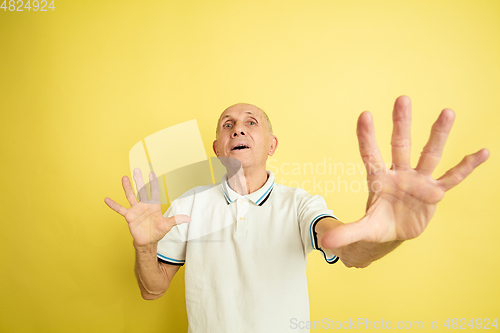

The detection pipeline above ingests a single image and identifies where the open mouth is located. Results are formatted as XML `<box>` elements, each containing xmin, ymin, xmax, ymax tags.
<box><xmin>231</xmin><ymin>144</ymin><xmax>250</xmax><ymax>151</ymax></box>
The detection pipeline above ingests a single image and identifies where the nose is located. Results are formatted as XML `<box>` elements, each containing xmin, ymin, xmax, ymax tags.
<box><xmin>232</xmin><ymin>123</ymin><xmax>246</xmax><ymax>137</ymax></box>
<box><xmin>232</xmin><ymin>131</ymin><xmax>245</xmax><ymax>137</ymax></box>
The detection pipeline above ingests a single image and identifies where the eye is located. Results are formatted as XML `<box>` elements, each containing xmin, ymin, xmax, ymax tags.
<box><xmin>249</xmin><ymin>121</ymin><xmax>256</xmax><ymax>125</ymax></box>
<box><xmin>223</xmin><ymin>123</ymin><xmax>232</xmax><ymax>128</ymax></box>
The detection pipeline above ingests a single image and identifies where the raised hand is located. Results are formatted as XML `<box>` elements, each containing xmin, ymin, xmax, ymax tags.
<box><xmin>104</xmin><ymin>168</ymin><xmax>190</xmax><ymax>247</ymax></box>
<box><xmin>322</xmin><ymin>96</ymin><xmax>489</xmax><ymax>249</ymax></box>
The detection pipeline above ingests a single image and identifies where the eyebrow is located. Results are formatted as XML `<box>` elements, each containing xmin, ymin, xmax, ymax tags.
<box><xmin>221</xmin><ymin>111</ymin><xmax>255</xmax><ymax>120</ymax></box>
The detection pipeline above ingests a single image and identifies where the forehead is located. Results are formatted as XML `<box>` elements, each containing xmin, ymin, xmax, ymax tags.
<box><xmin>218</xmin><ymin>104</ymin><xmax>264</xmax><ymax>124</ymax></box>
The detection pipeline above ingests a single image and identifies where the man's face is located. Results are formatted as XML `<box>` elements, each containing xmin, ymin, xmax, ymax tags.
<box><xmin>213</xmin><ymin>104</ymin><xmax>278</xmax><ymax>171</ymax></box>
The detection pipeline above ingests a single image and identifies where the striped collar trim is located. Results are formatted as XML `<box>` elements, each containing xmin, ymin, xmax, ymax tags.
<box><xmin>221</xmin><ymin>171</ymin><xmax>275</xmax><ymax>206</ymax></box>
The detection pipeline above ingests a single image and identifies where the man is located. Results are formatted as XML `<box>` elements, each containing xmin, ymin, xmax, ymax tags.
<box><xmin>104</xmin><ymin>96</ymin><xmax>489</xmax><ymax>332</ymax></box>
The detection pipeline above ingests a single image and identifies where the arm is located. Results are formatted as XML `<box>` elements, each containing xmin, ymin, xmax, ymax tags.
<box><xmin>134</xmin><ymin>244</ymin><xmax>181</xmax><ymax>300</ymax></box>
<box><xmin>315</xmin><ymin>217</ymin><xmax>402</xmax><ymax>268</ymax></box>
<box><xmin>105</xmin><ymin>169</ymin><xmax>190</xmax><ymax>299</ymax></box>
<box><xmin>319</xmin><ymin>96</ymin><xmax>488</xmax><ymax>267</ymax></box>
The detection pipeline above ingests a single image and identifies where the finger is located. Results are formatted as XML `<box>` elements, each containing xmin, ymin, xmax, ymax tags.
<box><xmin>321</xmin><ymin>220</ymin><xmax>369</xmax><ymax>249</ymax></box>
<box><xmin>122</xmin><ymin>176</ymin><xmax>138</xmax><ymax>206</ymax></box>
<box><xmin>415</xmin><ymin>109</ymin><xmax>455</xmax><ymax>175</ymax></box>
<box><xmin>391</xmin><ymin>96</ymin><xmax>412</xmax><ymax>170</ymax></box>
<box><xmin>169</xmin><ymin>214</ymin><xmax>191</xmax><ymax>225</ymax></box>
<box><xmin>133</xmin><ymin>168</ymin><xmax>148</xmax><ymax>202</ymax></box>
<box><xmin>104</xmin><ymin>197</ymin><xmax>128</xmax><ymax>216</ymax></box>
<box><xmin>437</xmin><ymin>149</ymin><xmax>489</xmax><ymax>191</ymax></box>
<box><xmin>149</xmin><ymin>172</ymin><xmax>160</xmax><ymax>203</ymax></box>
<box><xmin>164</xmin><ymin>214</ymin><xmax>191</xmax><ymax>233</ymax></box>
<box><xmin>357</xmin><ymin>111</ymin><xmax>386</xmax><ymax>175</ymax></box>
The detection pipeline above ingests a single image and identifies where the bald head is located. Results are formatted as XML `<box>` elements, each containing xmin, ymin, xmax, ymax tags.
<box><xmin>212</xmin><ymin>102</ymin><xmax>279</xmax><ymax>172</ymax></box>
<box><xmin>215</xmin><ymin>103</ymin><xmax>273</xmax><ymax>138</ymax></box>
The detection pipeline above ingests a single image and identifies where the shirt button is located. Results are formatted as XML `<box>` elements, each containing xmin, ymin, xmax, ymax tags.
<box><xmin>239</xmin><ymin>216</ymin><xmax>245</xmax><ymax>221</ymax></box>
<box><xmin>238</xmin><ymin>198</ymin><xmax>244</xmax><ymax>204</ymax></box>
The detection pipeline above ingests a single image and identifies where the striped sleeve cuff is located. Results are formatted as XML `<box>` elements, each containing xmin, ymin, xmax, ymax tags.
<box><xmin>157</xmin><ymin>253</ymin><xmax>185</xmax><ymax>266</ymax></box>
<box><xmin>310</xmin><ymin>214</ymin><xmax>340</xmax><ymax>265</ymax></box>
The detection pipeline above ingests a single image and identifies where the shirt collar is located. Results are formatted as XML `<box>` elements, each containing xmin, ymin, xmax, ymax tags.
<box><xmin>221</xmin><ymin>171</ymin><xmax>275</xmax><ymax>206</ymax></box>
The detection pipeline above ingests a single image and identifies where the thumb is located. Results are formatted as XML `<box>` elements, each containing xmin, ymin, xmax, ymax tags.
<box><xmin>321</xmin><ymin>221</ymin><xmax>368</xmax><ymax>249</ymax></box>
<box><xmin>167</xmin><ymin>214</ymin><xmax>191</xmax><ymax>226</ymax></box>
<box><xmin>162</xmin><ymin>214</ymin><xmax>191</xmax><ymax>235</ymax></box>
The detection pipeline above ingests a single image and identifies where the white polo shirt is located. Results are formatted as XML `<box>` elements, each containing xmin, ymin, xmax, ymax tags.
<box><xmin>157</xmin><ymin>171</ymin><xmax>338</xmax><ymax>333</ymax></box>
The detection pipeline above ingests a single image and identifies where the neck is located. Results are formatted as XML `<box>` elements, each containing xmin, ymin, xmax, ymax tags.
<box><xmin>226</xmin><ymin>167</ymin><xmax>268</xmax><ymax>195</ymax></box>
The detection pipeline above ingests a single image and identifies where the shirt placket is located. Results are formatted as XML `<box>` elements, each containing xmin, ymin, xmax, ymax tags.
<box><xmin>234</xmin><ymin>196</ymin><xmax>249</xmax><ymax>237</ymax></box>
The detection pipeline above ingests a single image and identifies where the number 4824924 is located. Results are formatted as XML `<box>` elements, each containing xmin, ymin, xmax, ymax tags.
<box><xmin>443</xmin><ymin>318</ymin><xmax>498</xmax><ymax>330</ymax></box>
<box><xmin>1</xmin><ymin>0</ymin><xmax>55</xmax><ymax>11</ymax></box>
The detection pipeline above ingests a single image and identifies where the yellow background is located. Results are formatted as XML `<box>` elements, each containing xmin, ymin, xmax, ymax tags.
<box><xmin>1</xmin><ymin>0</ymin><xmax>499</xmax><ymax>331</ymax></box>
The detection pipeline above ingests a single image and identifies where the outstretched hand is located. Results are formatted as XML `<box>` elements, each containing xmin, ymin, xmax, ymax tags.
<box><xmin>104</xmin><ymin>169</ymin><xmax>190</xmax><ymax>247</ymax></box>
<box><xmin>322</xmin><ymin>96</ymin><xmax>489</xmax><ymax>249</ymax></box>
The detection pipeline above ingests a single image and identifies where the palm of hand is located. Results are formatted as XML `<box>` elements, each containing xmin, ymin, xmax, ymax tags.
<box><xmin>324</xmin><ymin>96</ymin><xmax>488</xmax><ymax>248</ymax></box>
<box><xmin>125</xmin><ymin>201</ymin><xmax>165</xmax><ymax>246</ymax></box>
<box><xmin>364</xmin><ymin>168</ymin><xmax>444</xmax><ymax>243</ymax></box>
<box><xmin>105</xmin><ymin>169</ymin><xmax>190</xmax><ymax>247</ymax></box>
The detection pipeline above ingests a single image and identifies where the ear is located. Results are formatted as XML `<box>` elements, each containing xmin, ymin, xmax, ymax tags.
<box><xmin>268</xmin><ymin>135</ymin><xmax>278</xmax><ymax>156</ymax></box>
<box><xmin>212</xmin><ymin>140</ymin><xmax>219</xmax><ymax>157</ymax></box>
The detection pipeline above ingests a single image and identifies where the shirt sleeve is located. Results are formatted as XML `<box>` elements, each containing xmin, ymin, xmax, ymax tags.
<box><xmin>156</xmin><ymin>199</ymin><xmax>189</xmax><ymax>266</ymax></box>
<box><xmin>296</xmin><ymin>189</ymin><xmax>339</xmax><ymax>264</ymax></box>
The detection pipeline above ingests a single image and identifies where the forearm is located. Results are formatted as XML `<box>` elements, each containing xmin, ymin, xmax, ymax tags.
<box><xmin>330</xmin><ymin>238</ymin><xmax>403</xmax><ymax>268</ymax></box>
<box><xmin>316</xmin><ymin>217</ymin><xmax>402</xmax><ymax>268</ymax></box>
<box><xmin>134</xmin><ymin>243</ymin><xmax>170</xmax><ymax>299</ymax></box>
